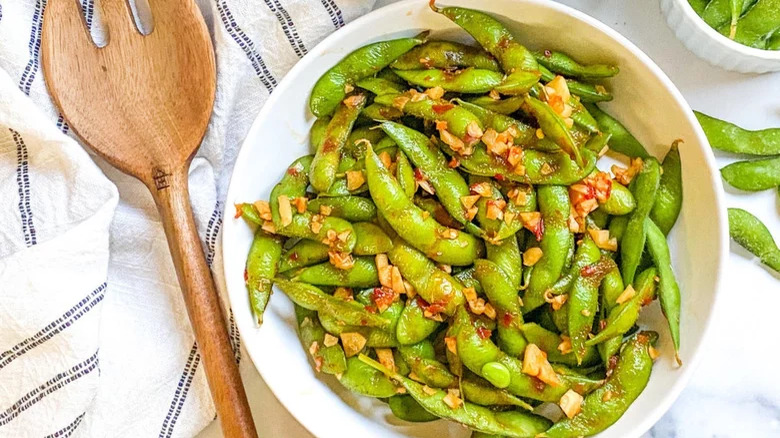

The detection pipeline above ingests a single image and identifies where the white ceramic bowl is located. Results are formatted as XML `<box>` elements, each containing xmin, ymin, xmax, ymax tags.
<box><xmin>660</xmin><ymin>0</ymin><xmax>780</xmax><ymax>73</ymax></box>
<box><xmin>222</xmin><ymin>1</ymin><xmax>728</xmax><ymax>436</ymax></box>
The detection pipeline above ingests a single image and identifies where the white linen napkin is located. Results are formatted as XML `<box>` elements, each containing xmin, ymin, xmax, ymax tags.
<box><xmin>0</xmin><ymin>0</ymin><xmax>375</xmax><ymax>436</ymax></box>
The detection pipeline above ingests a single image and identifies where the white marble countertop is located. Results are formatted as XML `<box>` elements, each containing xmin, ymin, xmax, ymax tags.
<box><xmin>200</xmin><ymin>0</ymin><xmax>780</xmax><ymax>436</ymax></box>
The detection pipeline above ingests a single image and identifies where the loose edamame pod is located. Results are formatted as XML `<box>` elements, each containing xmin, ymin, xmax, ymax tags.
<box><xmin>355</xmin><ymin>77</ymin><xmax>407</xmax><ymax>96</ymax></box>
<box><xmin>396</xmin><ymin>150</ymin><xmax>417</xmax><ymax>199</ymax></box>
<box><xmin>455</xmin><ymin>99</ymin><xmax>536</xmax><ymax>145</ymax></box>
<box><xmin>310</xmin><ymin>94</ymin><xmax>366</xmax><ymax>192</ymax></box>
<box><xmin>310</xmin><ymin>35</ymin><xmax>426</xmax><ymax>117</ymax></box>
<box><xmin>246</xmin><ymin>231</ymin><xmax>283</xmax><ymax>324</ymax></box>
<box><xmin>584</xmin><ymin>103</ymin><xmax>650</xmax><ymax>159</ymax></box>
<box><xmin>543</xmin><ymin>332</ymin><xmax>655</xmax><ymax>437</ymax></box>
<box><xmin>720</xmin><ymin>156</ymin><xmax>780</xmax><ymax>191</ymax></box>
<box><xmin>650</xmin><ymin>142</ymin><xmax>683</xmax><ymax>234</ymax></box>
<box><xmin>645</xmin><ymin>219</ymin><xmax>682</xmax><ymax>362</ymax></box>
<box><xmin>534</xmin><ymin>50</ymin><xmax>619</xmax><ymax>80</ymax></box>
<box><xmin>391</xmin><ymin>40</ymin><xmax>501</xmax><ymax>71</ymax></box>
<box><xmin>523</xmin><ymin>186</ymin><xmax>573</xmax><ymax>312</ymax></box>
<box><xmin>598</xmin><ymin>267</ymin><xmax>625</xmax><ymax>364</ymax></box>
<box><xmin>366</xmin><ymin>145</ymin><xmax>484</xmax><ymax>265</ymax></box>
<box><xmin>309</xmin><ymin>117</ymin><xmax>330</xmax><ymax>154</ymax></box>
<box><xmin>374</xmin><ymin>94</ymin><xmax>484</xmax><ymax>143</ymax></box>
<box><xmin>728</xmin><ymin>208</ymin><xmax>780</xmax><ymax>273</ymax></box>
<box><xmin>295</xmin><ymin>305</ymin><xmax>347</xmax><ymax>375</ymax></box>
<box><xmin>694</xmin><ymin>111</ymin><xmax>780</xmax><ymax>155</ymax></box>
<box><xmin>621</xmin><ymin>158</ymin><xmax>661</xmax><ymax>285</ymax></box>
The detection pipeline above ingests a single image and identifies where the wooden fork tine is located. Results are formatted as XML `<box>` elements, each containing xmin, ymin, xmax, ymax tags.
<box><xmin>41</xmin><ymin>0</ymin><xmax>96</xmax><ymax>51</ymax></box>
<box><xmin>99</xmin><ymin>0</ymin><xmax>140</xmax><ymax>38</ymax></box>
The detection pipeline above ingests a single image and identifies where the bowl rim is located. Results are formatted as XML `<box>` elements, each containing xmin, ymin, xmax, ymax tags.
<box><xmin>222</xmin><ymin>0</ymin><xmax>729</xmax><ymax>436</ymax></box>
<box><xmin>668</xmin><ymin>0</ymin><xmax>780</xmax><ymax>61</ymax></box>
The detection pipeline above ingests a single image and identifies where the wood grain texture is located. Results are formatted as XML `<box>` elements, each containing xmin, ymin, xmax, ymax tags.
<box><xmin>41</xmin><ymin>1</ymin><xmax>258</xmax><ymax>436</ymax></box>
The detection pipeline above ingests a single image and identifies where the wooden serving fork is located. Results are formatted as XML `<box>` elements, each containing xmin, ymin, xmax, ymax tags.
<box><xmin>41</xmin><ymin>1</ymin><xmax>257</xmax><ymax>436</ymax></box>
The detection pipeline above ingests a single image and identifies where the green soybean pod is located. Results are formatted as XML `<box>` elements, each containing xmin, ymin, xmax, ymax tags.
<box><xmin>310</xmin><ymin>94</ymin><xmax>366</xmax><ymax>193</ymax></box>
<box><xmin>393</xmin><ymin>68</ymin><xmax>505</xmax><ymax>94</ymax></box>
<box><xmin>353</xmin><ymin>222</ymin><xmax>393</xmax><ymax>256</ymax></box>
<box><xmin>340</xmin><ymin>356</ymin><xmax>398</xmax><ymax>398</ymax></box>
<box><xmin>584</xmin><ymin>103</ymin><xmax>650</xmax><ymax>159</ymax></box>
<box><xmin>601</xmin><ymin>181</ymin><xmax>636</xmax><ymax>216</ymax></box>
<box><xmin>533</xmin><ymin>50</ymin><xmax>619</xmax><ymax>80</ymax></box>
<box><xmin>694</xmin><ymin>111</ymin><xmax>780</xmax><ymax>155</ymax></box>
<box><xmin>309</xmin><ymin>117</ymin><xmax>330</xmax><ymax>154</ymax></box>
<box><xmin>361</xmin><ymin>103</ymin><xmax>403</xmax><ymax>121</ymax></box>
<box><xmin>456</xmin><ymin>99</ymin><xmax>536</xmax><ymax>146</ymax></box>
<box><xmin>307</xmin><ymin>196</ymin><xmax>377</xmax><ymax>222</ymax></box>
<box><xmin>523</xmin><ymin>185</ymin><xmax>573</xmax><ymax>312</ymax></box>
<box><xmin>645</xmin><ymin>219</ymin><xmax>682</xmax><ymax>362</ymax></box>
<box><xmin>650</xmin><ymin>142</ymin><xmax>683</xmax><ymax>234</ymax></box>
<box><xmin>293</xmin><ymin>256</ymin><xmax>379</xmax><ymax>288</ymax></box>
<box><xmin>475</xmin><ymin>259</ymin><xmax>527</xmax><ymax>357</ymax></box>
<box><xmin>520</xmin><ymin>323</ymin><xmax>600</xmax><ymax>367</ymax></box>
<box><xmin>355</xmin><ymin>77</ymin><xmax>407</xmax><ymax>96</ymax></box>
<box><xmin>391</xmin><ymin>40</ymin><xmax>501</xmax><ymax>71</ymax></box>
<box><xmin>566</xmin><ymin>237</ymin><xmax>603</xmax><ymax>363</ymax></box>
<box><xmin>388</xmin><ymin>395</ymin><xmax>439</xmax><ymax>422</ymax></box>
<box><xmin>621</xmin><ymin>158</ymin><xmax>661</xmax><ymax>285</ymax></box>
<box><xmin>454</xmin><ymin>267</ymin><xmax>484</xmax><ymax>294</ymax></box>
<box><xmin>246</xmin><ymin>231</ymin><xmax>283</xmax><ymax>325</ymax></box>
<box><xmin>310</xmin><ymin>35</ymin><xmax>426</xmax><ymax>117</ymax></box>
<box><xmin>598</xmin><ymin>266</ymin><xmax>625</xmax><ymax>364</ymax></box>
<box><xmin>396</xmin><ymin>297</ymin><xmax>441</xmax><ymax>345</ymax></box>
<box><xmin>278</xmin><ymin>240</ymin><xmax>330</xmax><ymax>273</ymax></box>
<box><xmin>538</xmin><ymin>65</ymin><xmax>613</xmax><ymax>103</ymax></box>
<box><xmin>396</xmin><ymin>150</ymin><xmax>417</xmax><ymax>199</ymax></box>
<box><xmin>720</xmin><ymin>156</ymin><xmax>780</xmax><ymax>192</ymax></box>
<box><xmin>608</xmin><ymin>215</ymin><xmax>628</xmax><ymax>244</ymax></box>
<box><xmin>522</xmin><ymin>95</ymin><xmax>582</xmax><ymax>166</ymax></box>
<box><xmin>465</xmin><ymin>95</ymin><xmax>525</xmax><ymax>115</ymax></box>
<box><xmin>728</xmin><ymin>208</ymin><xmax>780</xmax><ymax>273</ymax></box>
<box><xmin>295</xmin><ymin>305</ymin><xmax>347</xmax><ymax>375</ymax></box>
<box><xmin>544</xmin><ymin>332</ymin><xmax>655</xmax><ymax>438</ymax></box>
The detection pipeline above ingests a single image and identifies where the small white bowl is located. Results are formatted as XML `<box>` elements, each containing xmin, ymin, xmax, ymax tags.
<box><xmin>660</xmin><ymin>0</ymin><xmax>780</xmax><ymax>73</ymax></box>
<box><xmin>222</xmin><ymin>1</ymin><xmax>728</xmax><ymax>437</ymax></box>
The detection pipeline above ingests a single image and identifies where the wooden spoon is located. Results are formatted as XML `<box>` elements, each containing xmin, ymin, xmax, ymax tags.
<box><xmin>41</xmin><ymin>1</ymin><xmax>257</xmax><ymax>436</ymax></box>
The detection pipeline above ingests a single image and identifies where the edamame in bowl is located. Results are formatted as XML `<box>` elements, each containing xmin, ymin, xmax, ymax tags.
<box><xmin>222</xmin><ymin>1</ymin><xmax>728</xmax><ymax>437</ymax></box>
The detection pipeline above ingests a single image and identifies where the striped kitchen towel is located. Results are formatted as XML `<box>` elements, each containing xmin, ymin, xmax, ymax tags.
<box><xmin>0</xmin><ymin>0</ymin><xmax>375</xmax><ymax>437</ymax></box>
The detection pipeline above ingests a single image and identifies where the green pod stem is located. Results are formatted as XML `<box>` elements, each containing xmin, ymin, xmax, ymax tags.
<box><xmin>319</xmin><ymin>301</ymin><xmax>402</xmax><ymax>348</ymax></box>
<box><xmin>388</xmin><ymin>238</ymin><xmax>466</xmax><ymax>315</ymax></box>
<box><xmin>587</xmin><ymin>268</ymin><xmax>658</xmax><ymax>346</ymax></box>
<box><xmin>375</xmin><ymin>95</ymin><xmax>484</xmax><ymax>141</ymax></box>
<box><xmin>650</xmin><ymin>142</ymin><xmax>683</xmax><ymax>234</ymax></box>
<box><xmin>465</xmin><ymin>95</ymin><xmax>525</xmax><ymax>115</ymax></box>
<box><xmin>309</xmin><ymin>117</ymin><xmax>330</xmax><ymax>154</ymax></box>
<box><xmin>456</xmin><ymin>99</ymin><xmax>536</xmax><ymax>145</ymax></box>
<box><xmin>340</xmin><ymin>356</ymin><xmax>399</xmax><ymax>397</ymax></box>
<box><xmin>694</xmin><ymin>111</ymin><xmax>780</xmax><ymax>155</ymax></box>
<box><xmin>584</xmin><ymin>103</ymin><xmax>650</xmax><ymax>159</ymax></box>
<box><xmin>432</xmin><ymin>4</ymin><xmax>539</xmax><ymax>73</ymax></box>
<box><xmin>310</xmin><ymin>93</ymin><xmax>366</xmax><ymax>193</ymax></box>
<box><xmin>309</xmin><ymin>35</ymin><xmax>425</xmax><ymax>117</ymax></box>
<box><xmin>279</xmin><ymin>239</ymin><xmax>330</xmax><ymax>272</ymax></box>
<box><xmin>520</xmin><ymin>323</ymin><xmax>600</xmax><ymax>367</ymax></box>
<box><xmin>396</xmin><ymin>150</ymin><xmax>417</xmax><ymax>199</ymax></box>
<box><xmin>396</xmin><ymin>297</ymin><xmax>441</xmax><ymax>345</ymax></box>
<box><xmin>353</xmin><ymin>222</ymin><xmax>393</xmax><ymax>255</ymax></box>
<box><xmin>451</xmin><ymin>306</ymin><xmax>571</xmax><ymax>402</ymax></box>
<box><xmin>475</xmin><ymin>259</ymin><xmax>527</xmax><ymax>356</ymax></box>
<box><xmin>246</xmin><ymin>231</ymin><xmax>283</xmax><ymax>325</ymax></box>
<box><xmin>522</xmin><ymin>96</ymin><xmax>582</xmax><ymax>166</ymax></box>
<box><xmin>534</xmin><ymin>50</ymin><xmax>619</xmax><ymax>80</ymax></box>
<box><xmin>393</xmin><ymin>68</ymin><xmax>505</xmax><ymax>94</ymax></box>
<box><xmin>523</xmin><ymin>186</ymin><xmax>573</xmax><ymax>312</ymax></box>
<box><xmin>414</xmin><ymin>195</ymin><xmax>463</xmax><ymax>229</ymax></box>
<box><xmin>295</xmin><ymin>305</ymin><xmax>348</xmax><ymax>375</ymax></box>
<box><xmin>292</xmin><ymin>256</ymin><xmax>379</xmax><ymax>288</ymax></box>
<box><xmin>388</xmin><ymin>395</ymin><xmax>439</xmax><ymax>422</ymax></box>
<box><xmin>566</xmin><ymin>237</ymin><xmax>604</xmax><ymax>363</ymax></box>
<box><xmin>398</xmin><ymin>341</ymin><xmax>458</xmax><ymax>388</ymax></box>
<box><xmin>275</xmin><ymin>279</ymin><xmax>391</xmax><ymax>329</ymax></box>
<box><xmin>544</xmin><ymin>332</ymin><xmax>655</xmax><ymax>438</ymax></box>
<box><xmin>442</xmin><ymin>143</ymin><xmax>598</xmax><ymax>186</ymax></box>
<box><xmin>366</xmin><ymin>145</ymin><xmax>484</xmax><ymax>265</ymax></box>
<box><xmin>728</xmin><ymin>208</ymin><xmax>780</xmax><ymax>273</ymax></box>
<box><xmin>621</xmin><ymin>157</ymin><xmax>661</xmax><ymax>285</ymax></box>
<box><xmin>359</xmin><ymin>354</ymin><xmax>551</xmax><ymax>437</ymax></box>
<box><xmin>602</xmin><ymin>181</ymin><xmax>636</xmax><ymax>216</ymax></box>
<box><xmin>354</xmin><ymin>77</ymin><xmax>407</xmax><ymax>95</ymax></box>
<box><xmin>720</xmin><ymin>156</ymin><xmax>780</xmax><ymax>191</ymax></box>
<box><xmin>717</xmin><ymin>0</ymin><xmax>780</xmax><ymax>48</ymax></box>
<box><xmin>645</xmin><ymin>219</ymin><xmax>682</xmax><ymax>360</ymax></box>
<box><xmin>307</xmin><ymin>196</ymin><xmax>377</xmax><ymax>222</ymax></box>
<box><xmin>538</xmin><ymin>65</ymin><xmax>613</xmax><ymax>103</ymax></box>
<box><xmin>391</xmin><ymin>40</ymin><xmax>501</xmax><ymax>71</ymax></box>
<box><xmin>361</xmin><ymin>103</ymin><xmax>403</xmax><ymax>121</ymax></box>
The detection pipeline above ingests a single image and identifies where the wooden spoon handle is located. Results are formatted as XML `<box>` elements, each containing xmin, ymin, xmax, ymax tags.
<box><xmin>149</xmin><ymin>164</ymin><xmax>257</xmax><ymax>438</ymax></box>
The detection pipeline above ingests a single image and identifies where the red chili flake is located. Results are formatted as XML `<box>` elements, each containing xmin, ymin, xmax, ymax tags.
<box><xmin>494</xmin><ymin>173</ymin><xmax>505</xmax><ymax>181</ymax></box>
<box><xmin>372</xmin><ymin>287</ymin><xmax>395</xmax><ymax>310</ymax></box>
<box><xmin>448</xmin><ymin>157</ymin><xmax>460</xmax><ymax>168</ymax></box>
<box><xmin>532</xmin><ymin>377</ymin><xmax>546</xmax><ymax>392</ymax></box>
<box><xmin>414</xmin><ymin>167</ymin><xmax>426</xmax><ymax>181</ymax></box>
<box><xmin>432</xmin><ymin>103</ymin><xmax>455</xmax><ymax>114</ymax></box>
<box><xmin>581</xmin><ymin>264</ymin><xmax>597</xmax><ymax>277</ymax></box>
<box><xmin>476</xmin><ymin>327</ymin><xmax>492</xmax><ymax>339</ymax></box>
<box><xmin>502</xmin><ymin>313</ymin><xmax>513</xmax><ymax>327</ymax></box>
<box><xmin>243</xmin><ymin>268</ymin><xmax>248</xmax><ymax>282</ymax></box>
<box><xmin>498</xmin><ymin>37</ymin><xmax>511</xmax><ymax>49</ymax></box>
<box><xmin>641</xmin><ymin>296</ymin><xmax>654</xmax><ymax>307</ymax></box>
<box><xmin>599</xmin><ymin>319</ymin><xmax>607</xmax><ymax>330</ymax></box>
<box><xmin>289</xmin><ymin>252</ymin><xmax>299</xmax><ymax>261</ymax></box>
<box><xmin>427</xmin><ymin>303</ymin><xmax>447</xmax><ymax>315</ymax></box>
<box><xmin>321</xmin><ymin>138</ymin><xmax>337</xmax><ymax>153</ymax></box>
<box><xmin>234</xmin><ymin>204</ymin><xmax>243</xmax><ymax>219</ymax></box>
<box><xmin>532</xmin><ymin>218</ymin><xmax>545</xmax><ymax>241</ymax></box>
<box><xmin>364</xmin><ymin>305</ymin><xmax>378</xmax><ymax>315</ymax></box>
<box><xmin>416</xmin><ymin>296</ymin><xmax>430</xmax><ymax>307</ymax></box>
<box><xmin>287</xmin><ymin>167</ymin><xmax>299</xmax><ymax>176</ymax></box>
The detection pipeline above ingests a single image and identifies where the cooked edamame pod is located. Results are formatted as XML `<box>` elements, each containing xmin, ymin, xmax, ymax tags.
<box><xmin>396</xmin><ymin>150</ymin><xmax>417</xmax><ymax>199</ymax></box>
<box><xmin>246</xmin><ymin>231</ymin><xmax>283</xmax><ymax>324</ymax></box>
<box><xmin>353</xmin><ymin>222</ymin><xmax>393</xmax><ymax>255</ymax></box>
<box><xmin>366</xmin><ymin>145</ymin><xmax>484</xmax><ymax>265</ymax></box>
<box><xmin>587</xmin><ymin>268</ymin><xmax>658</xmax><ymax>346</ymax></box>
<box><xmin>279</xmin><ymin>239</ymin><xmax>330</xmax><ymax>272</ymax></box>
<box><xmin>728</xmin><ymin>208</ymin><xmax>780</xmax><ymax>273</ymax></box>
<box><xmin>720</xmin><ymin>156</ymin><xmax>780</xmax><ymax>191</ymax></box>
<box><xmin>650</xmin><ymin>142</ymin><xmax>683</xmax><ymax>234</ymax></box>
<box><xmin>340</xmin><ymin>356</ymin><xmax>398</xmax><ymax>397</ymax></box>
<box><xmin>645</xmin><ymin>219</ymin><xmax>682</xmax><ymax>362</ymax></box>
<box><xmin>694</xmin><ymin>111</ymin><xmax>780</xmax><ymax>155</ymax></box>
<box><xmin>601</xmin><ymin>181</ymin><xmax>636</xmax><ymax>216</ymax></box>
<box><xmin>388</xmin><ymin>395</ymin><xmax>439</xmax><ymax>422</ymax></box>
<box><xmin>584</xmin><ymin>103</ymin><xmax>650</xmax><ymax>159</ymax></box>
<box><xmin>455</xmin><ymin>99</ymin><xmax>536</xmax><ymax>145</ymax></box>
<box><xmin>375</xmin><ymin>96</ymin><xmax>484</xmax><ymax>144</ymax></box>
<box><xmin>475</xmin><ymin>259</ymin><xmax>527</xmax><ymax>356</ymax></box>
<box><xmin>534</xmin><ymin>50</ymin><xmax>619</xmax><ymax>80</ymax></box>
<box><xmin>391</xmin><ymin>40</ymin><xmax>501</xmax><ymax>71</ymax></box>
<box><xmin>393</xmin><ymin>68</ymin><xmax>505</xmax><ymax>94</ymax></box>
<box><xmin>522</xmin><ymin>96</ymin><xmax>582</xmax><ymax>166</ymax></box>
<box><xmin>292</xmin><ymin>256</ymin><xmax>379</xmax><ymax>288</ymax></box>
<box><xmin>621</xmin><ymin>157</ymin><xmax>661</xmax><ymax>285</ymax></box>
<box><xmin>355</xmin><ymin>77</ymin><xmax>407</xmax><ymax>95</ymax></box>
<box><xmin>311</xmin><ymin>94</ymin><xmax>366</xmax><ymax>192</ymax></box>
<box><xmin>538</xmin><ymin>66</ymin><xmax>613</xmax><ymax>103</ymax></box>
<box><xmin>310</xmin><ymin>35</ymin><xmax>426</xmax><ymax>117</ymax></box>
<box><xmin>520</xmin><ymin>323</ymin><xmax>599</xmax><ymax>367</ymax></box>
<box><xmin>567</xmin><ymin>237</ymin><xmax>608</xmax><ymax>363</ymax></box>
<box><xmin>396</xmin><ymin>297</ymin><xmax>441</xmax><ymax>345</ymax></box>
<box><xmin>295</xmin><ymin>305</ymin><xmax>347</xmax><ymax>375</ymax></box>
<box><xmin>465</xmin><ymin>96</ymin><xmax>525</xmax><ymax>115</ymax></box>
<box><xmin>307</xmin><ymin>196</ymin><xmax>377</xmax><ymax>222</ymax></box>
<box><xmin>309</xmin><ymin>117</ymin><xmax>330</xmax><ymax>154</ymax></box>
